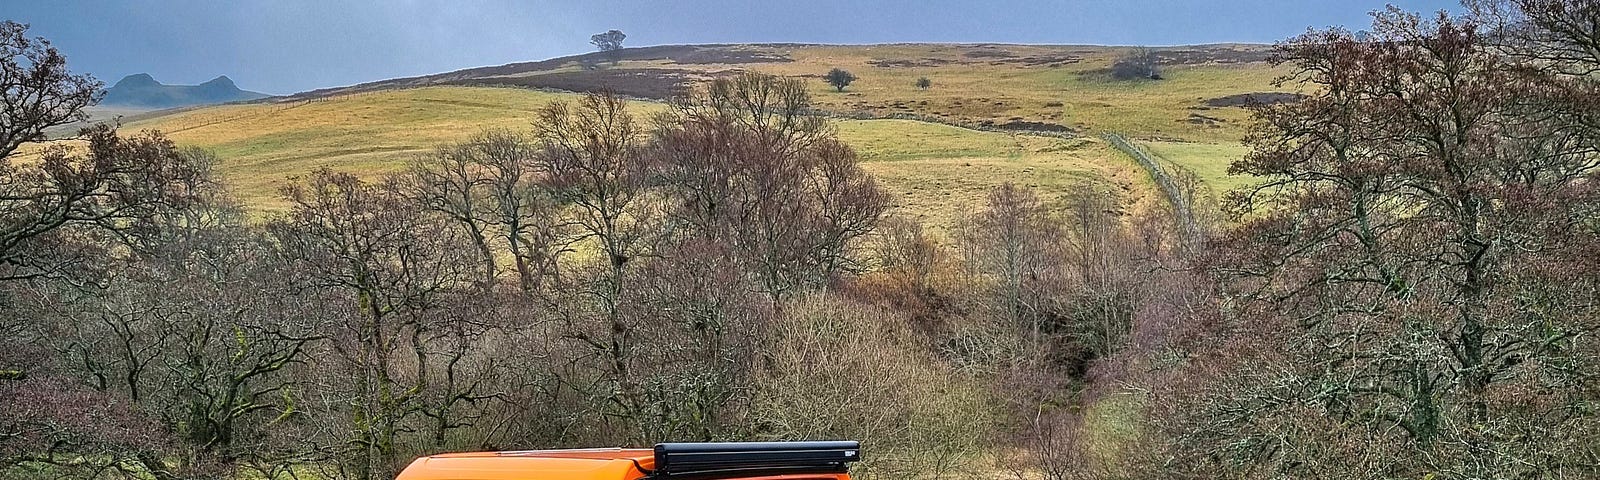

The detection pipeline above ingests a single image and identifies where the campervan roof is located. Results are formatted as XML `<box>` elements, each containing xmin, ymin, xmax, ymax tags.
<box><xmin>395</xmin><ymin>441</ymin><xmax>860</xmax><ymax>480</ymax></box>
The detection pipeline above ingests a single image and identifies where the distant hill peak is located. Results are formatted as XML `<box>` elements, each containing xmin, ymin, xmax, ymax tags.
<box><xmin>102</xmin><ymin>73</ymin><xmax>268</xmax><ymax>109</ymax></box>
<box><xmin>112</xmin><ymin>73</ymin><xmax>160</xmax><ymax>88</ymax></box>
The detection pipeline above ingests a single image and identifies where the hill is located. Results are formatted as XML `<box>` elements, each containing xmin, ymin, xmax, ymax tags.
<box><xmin>121</xmin><ymin>87</ymin><xmax>1152</xmax><ymax>230</ymax></box>
<box><xmin>101</xmin><ymin>73</ymin><xmax>270</xmax><ymax>108</ymax></box>
<box><xmin>119</xmin><ymin>43</ymin><xmax>1290</xmax><ymax>222</ymax></box>
<box><xmin>285</xmin><ymin>43</ymin><xmax>1291</xmax><ymax>143</ymax></box>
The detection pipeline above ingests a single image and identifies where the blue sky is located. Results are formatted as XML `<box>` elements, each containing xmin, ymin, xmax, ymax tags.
<box><xmin>7</xmin><ymin>0</ymin><xmax>1460</xmax><ymax>95</ymax></box>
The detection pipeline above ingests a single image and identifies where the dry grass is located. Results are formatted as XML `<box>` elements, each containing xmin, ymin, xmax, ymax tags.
<box><xmin>125</xmin><ymin>87</ymin><xmax>597</xmax><ymax>212</ymax></box>
<box><xmin>106</xmin><ymin>44</ymin><xmax>1290</xmax><ymax>224</ymax></box>
<box><xmin>838</xmin><ymin>120</ymin><xmax>1150</xmax><ymax>233</ymax></box>
<box><xmin>121</xmin><ymin>86</ymin><xmax>1151</xmax><ymax>229</ymax></box>
<box><xmin>606</xmin><ymin>44</ymin><xmax>1291</xmax><ymax>143</ymax></box>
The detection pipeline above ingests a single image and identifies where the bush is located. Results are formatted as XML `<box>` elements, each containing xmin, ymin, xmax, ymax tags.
<box><xmin>752</xmin><ymin>295</ymin><xmax>993</xmax><ymax>479</ymax></box>
<box><xmin>825</xmin><ymin>68</ymin><xmax>857</xmax><ymax>92</ymax></box>
<box><xmin>1109</xmin><ymin>47</ymin><xmax>1161</xmax><ymax>80</ymax></box>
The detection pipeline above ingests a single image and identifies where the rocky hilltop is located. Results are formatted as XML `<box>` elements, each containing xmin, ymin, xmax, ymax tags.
<box><xmin>101</xmin><ymin>73</ymin><xmax>269</xmax><ymax>108</ymax></box>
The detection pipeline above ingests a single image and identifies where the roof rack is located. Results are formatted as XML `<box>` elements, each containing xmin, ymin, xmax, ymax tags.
<box><xmin>650</xmin><ymin>441</ymin><xmax>861</xmax><ymax>479</ymax></box>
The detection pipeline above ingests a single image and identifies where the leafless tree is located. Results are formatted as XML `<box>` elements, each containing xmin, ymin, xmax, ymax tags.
<box><xmin>656</xmin><ymin>73</ymin><xmax>888</xmax><ymax>304</ymax></box>
<box><xmin>0</xmin><ymin>21</ymin><xmax>100</xmax><ymax>158</ymax></box>
<box><xmin>405</xmin><ymin>142</ymin><xmax>497</xmax><ymax>287</ymax></box>
<box><xmin>0</xmin><ymin>125</ymin><xmax>210</xmax><ymax>281</ymax></box>
<box><xmin>52</xmin><ymin>231</ymin><xmax>325</xmax><ymax>477</ymax></box>
<box><xmin>532</xmin><ymin>92</ymin><xmax>665</xmax><ymax>442</ymax></box>
<box><xmin>1164</xmin><ymin>7</ymin><xmax>1600</xmax><ymax>477</ymax></box>
<box><xmin>1468</xmin><ymin>0</ymin><xmax>1600</xmax><ymax>76</ymax></box>
<box><xmin>956</xmin><ymin>183</ymin><xmax>1068</xmax><ymax>350</ymax></box>
<box><xmin>470</xmin><ymin>130</ymin><xmax>572</xmax><ymax>295</ymax></box>
<box><xmin>1110</xmin><ymin>47</ymin><xmax>1161</xmax><ymax>80</ymax></box>
<box><xmin>268</xmin><ymin>169</ymin><xmax>480</xmax><ymax>480</ymax></box>
<box><xmin>1059</xmin><ymin>183</ymin><xmax>1137</xmax><ymax>360</ymax></box>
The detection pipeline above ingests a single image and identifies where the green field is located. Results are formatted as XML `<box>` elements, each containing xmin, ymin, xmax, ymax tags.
<box><xmin>1142</xmin><ymin>141</ymin><xmax>1257</xmax><ymax>200</ymax></box>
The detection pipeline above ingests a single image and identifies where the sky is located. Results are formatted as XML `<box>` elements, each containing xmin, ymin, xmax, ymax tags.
<box><xmin>6</xmin><ymin>0</ymin><xmax>1462</xmax><ymax>95</ymax></box>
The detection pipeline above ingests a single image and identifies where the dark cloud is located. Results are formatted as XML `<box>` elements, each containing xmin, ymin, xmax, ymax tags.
<box><xmin>7</xmin><ymin>0</ymin><xmax>1457</xmax><ymax>95</ymax></box>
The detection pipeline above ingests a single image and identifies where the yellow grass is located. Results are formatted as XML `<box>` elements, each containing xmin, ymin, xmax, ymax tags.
<box><xmin>126</xmin><ymin>87</ymin><xmax>604</xmax><ymax>212</ymax></box>
<box><xmin>838</xmin><ymin>120</ymin><xmax>1152</xmax><ymax>233</ymax></box>
<box><xmin>1141</xmin><ymin>140</ymin><xmax>1258</xmax><ymax>200</ymax></box>
<box><xmin>110</xmin><ymin>44</ymin><xmax>1290</xmax><ymax>223</ymax></box>
<box><xmin>617</xmin><ymin>44</ymin><xmax>1291</xmax><ymax>143</ymax></box>
<box><xmin>122</xmin><ymin>86</ymin><xmax>1151</xmax><ymax>229</ymax></box>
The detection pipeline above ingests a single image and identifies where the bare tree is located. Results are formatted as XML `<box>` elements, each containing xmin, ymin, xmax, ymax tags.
<box><xmin>0</xmin><ymin>371</ymin><xmax>171</xmax><ymax>476</ymax></box>
<box><xmin>0</xmin><ymin>21</ymin><xmax>100</xmax><ymax>158</ymax></box>
<box><xmin>405</xmin><ymin>141</ymin><xmax>497</xmax><ymax>286</ymax></box>
<box><xmin>1468</xmin><ymin>0</ymin><xmax>1600</xmax><ymax>76</ymax></box>
<box><xmin>0</xmin><ymin>125</ymin><xmax>209</xmax><ymax>281</ymax></box>
<box><xmin>269</xmin><ymin>169</ymin><xmax>480</xmax><ymax>480</ymax></box>
<box><xmin>42</xmin><ymin>227</ymin><xmax>327</xmax><ymax>477</ymax></box>
<box><xmin>1110</xmin><ymin>47</ymin><xmax>1161</xmax><ymax>80</ymax></box>
<box><xmin>532</xmin><ymin>92</ymin><xmax>663</xmax><ymax>442</ymax></box>
<box><xmin>655</xmin><ymin>73</ymin><xmax>888</xmax><ymax>304</ymax></box>
<box><xmin>1167</xmin><ymin>7</ymin><xmax>1600</xmax><ymax>477</ymax></box>
<box><xmin>471</xmin><ymin>130</ymin><xmax>571</xmax><ymax>295</ymax></box>
<box><xmin>1059</xmin><ymin>183</ymin><xmax>1137</xmax><ymax>360</ymax></box>
<box><xmin>618</xmin><ymin>241</ymin><xmax>771</xmax><ymax>442</ymax></box>
<box><xmin>955</xmin><ymin>183</ymin><xmax>1068</xmax><ymax>350</ymax></box>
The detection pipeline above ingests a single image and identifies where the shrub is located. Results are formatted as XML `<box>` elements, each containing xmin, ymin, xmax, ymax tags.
<box><xmin>752</xmin><ymin>295</ymin><xmax>993</xmax><ymax>479</ymax></box>
<box><xmin>824</xmin><ymin>68</ymin><xmax>857</xmax><ymax>92</ymax></box>
<box><xmin>1109</xmin><ymin>47</ymin><xmax>1161</xmax><ymax>80</ymax></box>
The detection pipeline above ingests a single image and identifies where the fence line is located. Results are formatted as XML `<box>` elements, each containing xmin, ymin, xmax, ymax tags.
<box><xmin>820</xmin><ymin>110</ymin><xmax>1081</xmax><ymax>139</ymax></box>
<box><xmin>155</xmin><ymin>99</ymin><xmax>313</xmax><ymax>135</ymax></box>
<box><xmin>1102</xmin><ymin>132</ymin><xmax>1200</xmax><ymax>245</ymax></box>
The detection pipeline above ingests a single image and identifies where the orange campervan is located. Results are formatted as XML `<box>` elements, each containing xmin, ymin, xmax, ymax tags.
<box><xmin>394</xmin><ymin>441</ymin><xmax>862</xmax><ymax>480</ymax></box>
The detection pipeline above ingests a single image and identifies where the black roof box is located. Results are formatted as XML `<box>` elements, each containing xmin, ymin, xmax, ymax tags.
<box><xmin>651</xmin><ymin>441</ymin><xmax>861</xmax><ymax>478</ymax></box>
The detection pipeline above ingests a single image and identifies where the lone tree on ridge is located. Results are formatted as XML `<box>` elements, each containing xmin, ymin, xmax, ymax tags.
<box><xmin>590</xmin><ymin>29</ymin><xmax>626</xmax><ymax>65</ymax></box>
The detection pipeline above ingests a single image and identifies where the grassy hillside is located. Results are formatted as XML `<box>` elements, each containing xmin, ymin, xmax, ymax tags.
<box><xmin>839</xmin><ymin>120</ymin><xmax>1152</xmax><ymax>231</ymax></box>
<box><xmin>1143</xmin><ymin>141</ymin><xmax>1257</xmax><ymax>201</ymax></box>
<box><xmin>124</xmin><ymin>86</ymin><xmax>1150</xmax><ymax>230</ymax></box>
<box><xmin>312</xmin><ymin>43</ymin><xmax>1291</xmax><ymax>143</ymax></box>
<box><xmin>725</xmin><ymin>44</ymin><xmax>1286</xmax><ymax>143</ymax></box>
<box><xmin>128</xmin><ymin>87</ymin><xmax>578</xmax><ymax>212</ymax></box>
<box><xmin>116</xmin><ymin>43</ymin><xmax>1285</xmax><ymax>224</ymax></box>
